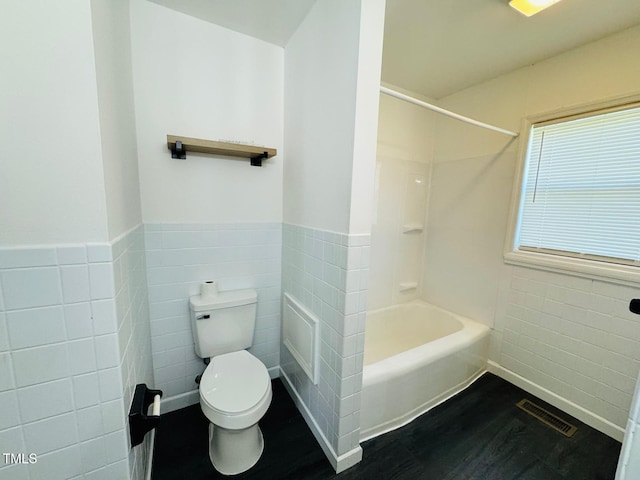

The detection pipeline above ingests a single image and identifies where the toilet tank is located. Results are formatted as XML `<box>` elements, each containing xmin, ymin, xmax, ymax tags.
<box><xmin>189</xmin><ymin>289</ymin><xmax>258</xmax><ymax>358</ymax></box>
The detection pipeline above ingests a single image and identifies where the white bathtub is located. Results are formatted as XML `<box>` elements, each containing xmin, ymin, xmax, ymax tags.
<box><xmin>360</xmin><ymin>300</ymin><xmax>490</xmax><ymax>441</ymax></box>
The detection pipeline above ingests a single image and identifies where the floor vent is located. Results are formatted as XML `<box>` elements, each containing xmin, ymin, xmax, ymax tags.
<box><xmin>516</xmin><ymin>399</ymin><xmax>577</xmax><ymax>437</ymax></box>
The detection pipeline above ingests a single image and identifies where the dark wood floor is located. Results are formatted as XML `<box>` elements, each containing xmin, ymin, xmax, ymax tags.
<box><xmin>152</xmin><ymin>373</ymin><xmax>621</xmax><ymax>480</ymax></box>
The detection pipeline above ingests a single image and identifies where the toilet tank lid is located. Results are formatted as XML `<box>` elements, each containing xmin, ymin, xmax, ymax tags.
<box><xmin>190</xmin><ymin>289</ymin><xmax>257</xmax><ymax>312</ymax></box>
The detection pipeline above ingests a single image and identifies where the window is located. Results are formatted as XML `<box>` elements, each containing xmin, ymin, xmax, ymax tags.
<box><xmin>506</xmin><ymin>100</ymin><xmax>640</xmax><ymax>282</ymax></box>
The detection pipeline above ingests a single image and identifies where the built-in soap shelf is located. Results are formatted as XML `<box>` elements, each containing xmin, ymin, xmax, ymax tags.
<box><xmin>399</xmin><ymin>282</ymin><xmax>418</xmax><ymax>292</ymax></box>
<box><xmin>402</xmin><ymin>224</ymin><xmax>424</xmax><ymax>234</ymax></box>
<box><xmin>167</xmin><ymin>135</ymin><xmax>277</xmax><ymax>166</ymax></box>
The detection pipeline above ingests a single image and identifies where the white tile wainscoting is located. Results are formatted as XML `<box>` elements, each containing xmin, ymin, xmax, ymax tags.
<box><xmin>491</xmin><ymin>264</ymin><xmax>640</xmax><ymax>441</ymax></box>
<box><xmin>113</xmin><ymin>227</ymin><xmax>154</xmax><ymax>480</ymax></box>
<box><xmin>0</xmin><ymin>225</ymin><xmax>153</xmax><ymax>480</ymax></box>
<box><xmin>143</xmin><ymin>223</ymin><xmax>282</xmax><ymax>410</ymax></box>
<box><xmin>280</xmin><ymin>224</ymin><xmax>370</xmax><ymax>473</ymax></box>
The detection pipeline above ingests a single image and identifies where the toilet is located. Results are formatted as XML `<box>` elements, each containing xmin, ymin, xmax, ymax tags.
<box><xmin>189</xmin><ymin>286</ymin><xmax>272</xmax><ymax>475</ymax></box>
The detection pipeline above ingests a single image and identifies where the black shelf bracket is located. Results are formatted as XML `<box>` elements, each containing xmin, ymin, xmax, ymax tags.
<box><xmin>171</xmin><ymin>140</ymin><xmax>186</xmax><ymax>159</ymax></box>
<box><xmin>129</xmin><ymin>384</ymin><xmax>163</xmax><ymax>447</ymax></box>
<box><xmin>250</xmin><ymin>152</ymin><xmax>269</xmax><ymax>167</ymax></box>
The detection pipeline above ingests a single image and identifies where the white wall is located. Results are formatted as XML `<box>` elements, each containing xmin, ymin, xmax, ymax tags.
<box><xmin>369</xmin><ymin>93</ymin><xmax>434</xmax><ymax>310</ymax></box>
<box><xmin>0</xmin><ymin>0</ymin><xmax>108</xmax><ymax>246</ymax></box>
<box><xmin>347</xmin><ymin>0</ymin><xmax>386</xmax><ymax>235</ymax></box>
<box><xmin>283</xmin><ymin>0</ymin><xmax>361</xmax><ymax>233</ymax></box>
<box><xmin>130</xmin><ymin>0</ymin><xmax>284</xmax><ymax>225</ymax></box>
<box><xmin>423</xmin><ymin>25</ymin><xmax>640</xmax><ymax>436</ymax></box>
<box><xmin>91</xmin><ymin>0</ymin><xmax>143</xmax><ymax>241</ymax></box>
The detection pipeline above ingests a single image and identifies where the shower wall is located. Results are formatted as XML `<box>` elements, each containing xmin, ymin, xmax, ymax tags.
<box><xmin>423</xmin><ymin>25</ymin><xmax>640</xmax><ymax>439</ymax></box>
<box><xmin>368</xmin><ymin>92</ymin><xmax>435</xmax><ymax>311</ymax></box>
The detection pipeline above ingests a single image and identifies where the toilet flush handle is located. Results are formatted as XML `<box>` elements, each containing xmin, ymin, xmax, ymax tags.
<box><xmin>196</xmin><ymin>314</ymin><xmax>210</xmax><ymax>320</ymax></box>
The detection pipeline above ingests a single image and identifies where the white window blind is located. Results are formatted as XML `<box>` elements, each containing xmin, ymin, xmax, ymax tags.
<box><xmin>517</xmin><ymin>104</ymin><xmax>640</xmax><ymax>265</ymax></box>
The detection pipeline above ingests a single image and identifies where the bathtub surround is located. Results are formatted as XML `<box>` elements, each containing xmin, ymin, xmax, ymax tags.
<box><xmin>367</xmin><ymin>152</ymin><xmax>430</xmax><ymax>309</ymax></box>
<box><xmin>0</xmin><ymin>225</ymin><xmax>153</xmax><ymax>479</ymax></box>
<box><xmin>281</xmin><ymin>224</ymin><xmax>370</xmax><ymax>472</ymax></box>
<box><xmin>144</xmin><ymin>222</ymin><xmax>282</xmax><ymax>410</ymax></box>
<box><xmin>369</xmin><ymin>92</ymin><xmax>435</xmax><ymax>310</ymax></box>
<box><xmin>413</xmin><ymin>25</ymin><xmax>640</xmax><ymax>441</ymax></box>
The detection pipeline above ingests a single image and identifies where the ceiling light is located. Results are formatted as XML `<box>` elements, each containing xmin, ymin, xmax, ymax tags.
<box><xmin>509</xmin><ymin>0</ymin><xmax>563</xmax><ymax>17</ymax></box>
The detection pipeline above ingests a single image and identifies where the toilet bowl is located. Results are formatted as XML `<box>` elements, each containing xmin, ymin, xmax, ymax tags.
<box><xmin>199</xmin><ymin>350</ymin><xmax>272</xmax><ymax>475</ymax></box>
<box><xmin>190</xmin><ymin>286</ymin><xmax>271</xmax><ymax>474</ymax></box>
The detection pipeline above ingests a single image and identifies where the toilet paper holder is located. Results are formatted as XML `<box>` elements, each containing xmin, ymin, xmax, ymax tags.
<box><xmin>129</xmin><ymin>383</ymin><xmax>163</xmax><ymax>447</ymax></box>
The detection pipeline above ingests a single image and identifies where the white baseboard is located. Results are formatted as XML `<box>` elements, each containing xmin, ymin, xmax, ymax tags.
<box><xmin>488</xmin><ymin>360</ymin><xmax>625</xmax><ymax>442</ymax></box>
<box><xmin>268</xmin><ymin>366</ymin><xmax>280</xmax><ymax>379</ymax></box>
<box><xmin>279</xmin><ymin>368</ymin><xmax>362</xmax><ymax>473</ymax></box>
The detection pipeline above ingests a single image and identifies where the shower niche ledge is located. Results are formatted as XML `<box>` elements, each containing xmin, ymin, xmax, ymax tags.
<box><xmin>399</xmin><ymin>282</ymin><xmax>418</xmax><ymax>292</ymax></box>
<box><xmin>402</xmin><ymin>224</ymin><xmax>424</xmax><ymax>233</ymax></box>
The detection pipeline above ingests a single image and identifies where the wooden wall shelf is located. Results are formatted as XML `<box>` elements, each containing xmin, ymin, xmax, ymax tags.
<box><xmin>167</xmin><ymin>135</ymin><xmax>277</xmax><ymax>166</ymax></box>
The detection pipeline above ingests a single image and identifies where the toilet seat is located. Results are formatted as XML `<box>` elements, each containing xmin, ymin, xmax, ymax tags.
<box><xmin>200</xmin><ymin>350</ymin><xmax>272</xmax><ymax>430</ymax></box>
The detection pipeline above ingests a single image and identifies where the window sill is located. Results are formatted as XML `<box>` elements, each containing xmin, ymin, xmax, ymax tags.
<box><xmin>504</xmin><ymin>250</ymin><xmax>640</xmax><ymax>287</ymax></box>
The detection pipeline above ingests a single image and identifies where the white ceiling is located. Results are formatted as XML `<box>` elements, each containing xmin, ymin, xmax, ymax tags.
<box><xmin>383</xmin><ymin>0</ymin><xmax>640</xmax><ymax>99</ymax></box>
<box><xmin>147</xmin><ymin>0</ymin><xmax>316</xmax><ymax>47</ymax></box>
<box><xmin>147</xmin><ymin>0</ymin><xmax>640</xmax><ymax>100</ymax></box>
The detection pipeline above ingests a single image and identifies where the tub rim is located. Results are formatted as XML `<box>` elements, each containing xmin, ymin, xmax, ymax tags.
<box><xmin>363</xmin><ymin>300</ymin><xmax>489</xmax><ymax>383</ymax></box>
